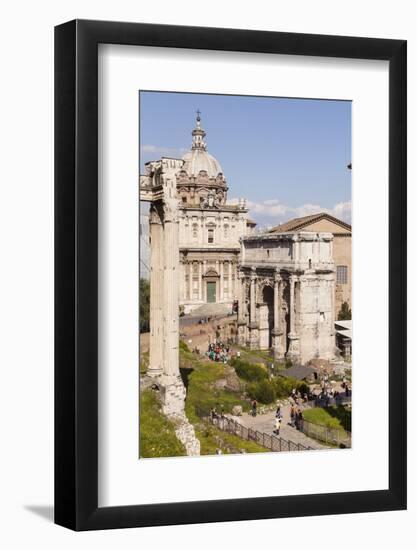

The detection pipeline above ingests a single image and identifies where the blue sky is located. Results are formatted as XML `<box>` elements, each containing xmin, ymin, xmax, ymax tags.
<box><xmin>140</xmin><ymin>91</ymin><xmax>351</xmax><ymax>228</ymax></box>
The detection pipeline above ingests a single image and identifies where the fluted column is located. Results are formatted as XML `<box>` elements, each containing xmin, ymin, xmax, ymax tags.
<box><xmin>289</xmin><ymin>276</ymin><xmax>295</xmax><ymax>333</ymax></box>
<box><xmin>250</xmin><ymin>269</ymin><xmax>256</xmax><ymax>324</ymax></box>
<box><xmin>274</xmin><ymin>273</ymin><xmax>280</xmax><ymax>332</ymax></box>
<box><xmin>203</xmin><ymin>260</ymin><xmax>207</xmax><ymax>302</ymax></box>
<box><xmin>220</xmin><ymin>261</ymin><xmax>224</xmax><ymax>301</ymax></box>
<box><xmin>198</xmin><ymin>261</ymin><xmax>202</xmax><ymax>301</ymax></box>
<box><xmin>286</xmin><ymin>274</ymin><xmax>300</xmax><ymax>362</ymax></box>
<box><xmin>148</xmin><ymin>207</ymin><xmax>164</xmax><ymax>376</ymax></box>
<box><xmin>237</xmin><ymin>270</ymin><xmax>247</xmax><ymax>345</ymax></box>
<box><xmin>272</xmin><ymin>271</ymin><xmax>284</xmax><ymax>360</ymax></box>
<box><xmin>248</xmin><ymin>268</ymin><xmax>259</xmax><ymax>349</ymax></box>
<box><xmin>228</xmin><ymin>261</ymin><xmax>232</xmax><ymax>301</ymax></box>
<box><xmin>189</xmin><ymin>261</ymin><xmax>193</xmax><ymax>301</ymax></box>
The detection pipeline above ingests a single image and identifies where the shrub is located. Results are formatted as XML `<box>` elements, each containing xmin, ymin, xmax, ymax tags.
<box><xmin>247</xmin><ymin>379</ymin><xmax>276</xmax><ymax>404</ymax></box>
<box><xmin>230</xmin><ymin>358</ymin><xmax>268</xmax><ymax>382</ymax></box>
<box><xmin>179</xmin><ymin>339</ymin><xmax>190</xmax><ymax>352</ymax></box>
<box><xmin>273</xmin><ymin>376</ymin><xmax>309</xmax><ymax>398</ymax></box>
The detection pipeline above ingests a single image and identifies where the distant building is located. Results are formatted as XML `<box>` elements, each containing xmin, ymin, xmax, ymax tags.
<box><xmin>268</xmin><ymin>213</ymin><xmax>351</xmax><ymax>318</ymax></box>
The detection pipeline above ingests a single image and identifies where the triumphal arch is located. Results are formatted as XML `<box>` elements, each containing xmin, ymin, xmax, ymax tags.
<box><xmin>237</xmin><ymin>232</ymin><xmax>336</xmax><ymax>365</ymax></box>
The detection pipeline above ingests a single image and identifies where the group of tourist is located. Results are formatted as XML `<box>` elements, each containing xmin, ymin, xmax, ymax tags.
<box><xmin>290</xmin><ymin>387</ymin><xmax>309</xmax><ymax>406</ymax></box>
<box><xmin>206</xmin><ymin>341</ymin><xmax>231</xmax><ymax>363</ymax></box>
<box><xmin>289</xmin><ymin>404</ymin><xmax>304</xmax><ymax>431</ymax></box>
<box><xmin>210</xmin><ymin>406</ymin><xmax>225</xmax><ymax>420</ymax></box>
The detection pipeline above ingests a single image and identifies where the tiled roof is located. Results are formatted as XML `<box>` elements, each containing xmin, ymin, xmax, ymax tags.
<box><xmin>268</xmin><ymin>212</ymin><xmax>351</xmax><ymax>233</ymax></box>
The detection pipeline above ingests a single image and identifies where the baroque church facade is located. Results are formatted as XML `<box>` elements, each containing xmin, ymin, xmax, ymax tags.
<box><xmin>140</xmin><ymin>113</ymin><xmax>255</xmax><ymax>314</ymax></box>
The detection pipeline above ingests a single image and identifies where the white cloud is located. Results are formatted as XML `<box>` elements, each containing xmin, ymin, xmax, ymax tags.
<box><xmin>229</xmin><ymin>197</ymin><xmax>351</xmax><ymax>225</ymax></box>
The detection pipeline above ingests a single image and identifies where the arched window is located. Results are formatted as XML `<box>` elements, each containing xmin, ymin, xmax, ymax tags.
<box><xmin>208</xmin><ymin>228</ymin><xmax>214</xmax><ymax>243</ymax></box>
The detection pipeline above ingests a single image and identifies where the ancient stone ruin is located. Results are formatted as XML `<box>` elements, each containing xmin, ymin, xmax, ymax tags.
<box><xmin>140</xmin><ymin>158</ymin><xmax>200</xmax><ymax>456</ymax></box>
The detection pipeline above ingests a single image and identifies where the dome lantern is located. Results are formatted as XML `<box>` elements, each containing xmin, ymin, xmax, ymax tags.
<box><xmin>182</xmin><ymin>111</ymin><xmax>224</xmax><ymax>179</ymax></box>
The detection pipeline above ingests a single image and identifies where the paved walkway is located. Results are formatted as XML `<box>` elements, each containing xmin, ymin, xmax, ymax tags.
<box><xmin>239</xmin><ymin>403</ymin><xmax>327</xmax><ymax>451</ymax></box>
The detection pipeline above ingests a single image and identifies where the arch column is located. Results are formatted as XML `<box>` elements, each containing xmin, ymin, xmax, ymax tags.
<box><xmin>220</xmin><ymin>261</ymin><xmax>224</xmax><ymax>301</ymax></box>
<box><xmin>271</xmin><ymin>271</ymin><xmax>285</xmax><ymax>360</ymax></box>
<box><xmin>237</xmin><ymin>270</ymin><xmax>247</xmax><ymax>345</ymax></box>
<box><xmin>198</xmin><ymin>261</ymin><xmax>202</xmax><ymax>301</ymax></box>
<box><xmin>286</xmin><ymin>274</ymin><xmax>300</xmax><ymax>362</ymax></box>
<box><xmin>248</xmin><ymin>268</ymin><xmax>259</xmax><ymax>349</ymax></box>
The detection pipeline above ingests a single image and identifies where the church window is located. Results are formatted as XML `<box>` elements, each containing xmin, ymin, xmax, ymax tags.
<box><xmin>224</xmin><ymin>224</ymin><xmax>229</xmax><ymax>239</ymax></box>
<box><xmin>182</xmin><ymin>196</ymin><xmax>187</xmax><ymax>204</ymax></box>
<box><xmin>192</xmin><ymin>223</ymin><xmax>198</xmax><ymax>239</ymax></box>
<box><xmin>208</xmin><ymin>228</ymin><xmax>214</xmax><ymax>243</ymax></box>
<box><xmin>336</xmin><ymin>265</ymin><xmax>348</xmax><ymax>284</ymax></box>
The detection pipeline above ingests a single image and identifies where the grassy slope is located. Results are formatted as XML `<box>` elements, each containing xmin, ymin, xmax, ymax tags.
<box><xmin>303</xmin><ymin>406</ymin><xmax>351</xmax><ymax>432</ymax></box>
<box><xmin>180</xmin><ymin>345</ymin><xmax>267</xmax><ymax>455</ymax></box>
<box><xmin>139</xmin><ymin>389</ymin><xmax>186</xmax><ymax>458</ymax></box>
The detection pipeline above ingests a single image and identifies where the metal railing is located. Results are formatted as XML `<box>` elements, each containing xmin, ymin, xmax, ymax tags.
<box><xmin>300</xmin><ymin>418</ymin><xmax>351</xmax><ymax>448</ymax></box>
<box><xmin>195</xmin><ymin>407</ymin><xmax>313</xmax><ymax>453</ymax></box>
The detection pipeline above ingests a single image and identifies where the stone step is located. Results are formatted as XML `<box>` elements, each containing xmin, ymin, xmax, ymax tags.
<box><xmin>189</xmin><ymin>303</ymin><xmax>231</xmax><ymax>317</ymax></box>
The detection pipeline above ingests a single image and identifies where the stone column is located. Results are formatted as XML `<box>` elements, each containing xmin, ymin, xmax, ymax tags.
<box><xmin>198</xmin><ymin>261</ymin><xmax>202</xmax><ymax>301</ymax></box>
<box><xmin>250</xmin><ymin>269</ymin><xmax>256</xmax><ymax>324</ymax></box>
<box><xmin>189</xmin><ymin>261</ymin><xmax>193</xmax><ymax>301</ymax></box>
<box><xmin>220</xmin><ymin>261</ymin><xmax>224</xmax><ymax>301</ymax></box>
<box><xmin>228</xmin><ymin>261</ymin><xmax>232</xmax><ymax>301</ymax></box>
<box><xmin>215</xmin><ymin>260</ymin><xmax>220</xmax><ymax>301</ymax></box>
<box><xmin>286</xmin><ymin>274</ymin><xmax>300</xmax><ymax>362</ymax></box>
<box><xmin>148</xmin><ymin>206</ymin><xmax>164</xmax><ymax>376</ymax></box>
<box><xmin>162</xmin><ymin>198</ymin><xmax>180</xmax><ymax>378</ymax></box>
<box><xmin>237</xmin><ymin>270</ymin><xmax>247</xmax><ymax>345</ymax></box>
<box><xmin>249</xmin><ymin>268</ymin><xmax>259</xmax><ymax>349</ymax></box>
<box><xmin>203</xmin><ymin>260</ymin><xmax>207</xmax><ymax>302</ymax></box>
<box><xmin>271</xmin><ymin>271</ymin><xmax>284</xmax><ymax>360</ymax></box>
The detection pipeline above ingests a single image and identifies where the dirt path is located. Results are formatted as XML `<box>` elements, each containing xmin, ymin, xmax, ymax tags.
<box><xmin>240</xmin><ymin>403</ymin><xmax>328</xmax><ymax>451</ymax></box>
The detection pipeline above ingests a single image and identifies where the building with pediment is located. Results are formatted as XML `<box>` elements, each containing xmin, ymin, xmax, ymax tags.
<box><xmin>268</xmin><ymin>213</ymin><xmax>351</xmax><ymax>319</ymax></box>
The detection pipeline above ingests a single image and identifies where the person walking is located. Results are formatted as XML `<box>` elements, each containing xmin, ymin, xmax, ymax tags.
<box><xmin>290</xmin><ymin>405</ymin><xmax>295</xmax><ymax>427</ymax></box>
<box><xmin>275</xmin><ymin>405</ymin><xmax>281</xmax><ymax>418</ymax></box>
<box><xmin>274</xmin><ymin>416</ymin><xmax>281</xmax><ymax>436</ymax></box>
<box><xmin>251</xmin><ymin>399</ymin><xmax>257</xmax><ymax>417</ymax></box>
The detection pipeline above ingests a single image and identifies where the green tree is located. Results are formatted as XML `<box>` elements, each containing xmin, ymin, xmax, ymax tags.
<box><xmin>338</xmin><ymin>301</ymin><xmax>352</xmax><ymax>321</ymax></box>
<box><xmin>139</xmin><ymin>278</ymin><xmax>150</xmax><ymax>333</ymax></box>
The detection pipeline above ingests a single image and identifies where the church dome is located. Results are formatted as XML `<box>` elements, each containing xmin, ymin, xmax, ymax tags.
<box><xmin>181</xmin><ymin>111</ymin><xmax>223</xmax><ymax>178</ymax></box>
<box><xmin>182</xmin><ymin>149</ymin><xmax>223</xmax><ymax>178</ymax></box>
